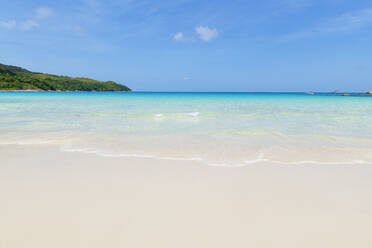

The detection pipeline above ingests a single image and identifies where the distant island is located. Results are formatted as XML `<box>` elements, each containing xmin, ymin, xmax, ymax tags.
<box><xmin>0</xmin><ymin>63</ymin><xmax>131</xmax><ymax>92</ymax></box>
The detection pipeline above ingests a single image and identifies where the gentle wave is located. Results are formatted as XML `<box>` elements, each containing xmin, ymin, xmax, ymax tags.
<box><xmin>1</xmin><ymin>140</ymin><xmax>370</xmax><ymax>167</ymax></box>
<box><xmin>154</xmin><ymin>112</ymin><xmax>201</xmax><ymax>119</ymax></box>
<box><xmin>0</xmin><ymin>141</ymin><xmax>54</xmax><ymax>145</ymax></box>
<box><xmin>79</xmin><ymin>112</ymin><xmax>202</xmax><ymax>119</ymax></box>
<box><xmin>0</xmin><ymin>139</ymin><xmax>70</xmax><ymax>145</ymax></box>
<box><xmin>2</xmin><ymin>135</ymin><xmax>372</xmax><ymax>167</ymax></box>
<box><xmin>59</xmin><ymin>145</ymin><xmax>372</xmax><ymax>167</ymax></box>
<box><xmin>60</xmin><ymin>146</ymin><xmax>205</xmax><ymax>162</ymax></box>
<box><xmin>2</xmin><ymin>92</ymin><xmax>372</xmax><ymax>167</ymax></box>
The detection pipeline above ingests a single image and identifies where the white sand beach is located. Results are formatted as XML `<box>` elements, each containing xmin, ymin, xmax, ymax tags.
<box><xmin>3</xmin><ymin>0</ymin><xmax>372</xmax><ymax>246</ymax></box>
<box><xmin>1</xmin><ymin>144</ymin><xmax>372</xmax><ymax>248</ymax></box>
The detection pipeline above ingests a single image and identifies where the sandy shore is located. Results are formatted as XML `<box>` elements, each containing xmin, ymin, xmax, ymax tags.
<box><xmin>1</xmin><ymin>144</ymin><xmax>372</xmax><ymax>248</ymax></box>
<box><xmin>0</xmin><ymin>89</ymin><xmax>44</xmax><ymax>92</ymax></box>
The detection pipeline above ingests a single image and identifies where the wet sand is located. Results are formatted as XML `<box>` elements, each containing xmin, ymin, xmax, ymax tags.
<box><xmin>1</xmin><ymin>145</ymin><xmax>372</xmax><ymax>248</ymax></box>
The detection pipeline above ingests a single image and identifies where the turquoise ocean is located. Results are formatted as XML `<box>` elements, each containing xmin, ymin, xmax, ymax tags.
<box><xmin>1</xmin><ymin>92</ymin><xmax>372</xmax><ymax>166</ymax></box>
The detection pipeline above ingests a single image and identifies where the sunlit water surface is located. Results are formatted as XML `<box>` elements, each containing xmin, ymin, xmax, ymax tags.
<box><xmin>1</xmin><ymin>92</ymin><xmax>372</xmax><ymax>166</ymax></box>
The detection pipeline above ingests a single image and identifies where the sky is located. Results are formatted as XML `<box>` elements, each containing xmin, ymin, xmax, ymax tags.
<box><xmin>1</xmin><ymin>0</ymin><xmax>372</xmax><ymax>92</ymax></box>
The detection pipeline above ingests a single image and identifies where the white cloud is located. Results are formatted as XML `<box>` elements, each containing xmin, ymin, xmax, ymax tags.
<box><xmin>195</xmin><ymin>26</ymin><xmax>219</xmax><ymax>42</ymax></box>
<box><xmin>329</xmin><ymin>8</ymin><xmax>372</xmax><ymax>31</ymax></box>
<box><xmin>0</xmin><ymin>20</ymin><xmax>16</xmax><ymax>30</ymax></box>
<box><xmin>173</xmin><ymin>27</ymin><xmax>219</xmax><ymax>43</ymax></box>
<box><xmin>36</xmin><ymin>7</ymin><xmax>55</xmax><ymax>19</ymax></box>
<box><xmin>282</xmin><ymin>8</ymin><xmax>372</xmax><ymax>40</ymax></box>
<box><xmin>20</xmin><ymin>20</ymin><xmax>39</xmax><ymax>31</ymax></box>
<box><xmin>183</xmin><ymin>77</ymin><xmax>190</xmax><ymax>81</ymax></box>
<box><xmin>174</xmin><ymin>32</ymin><xmax>185</xmax><ymax>41</ymax></box>
<box><xmin>173</xmin><ymin>32</ymin><xmax>196</xmax><ymax>42</ymax></box>
<box><xmin>0</xmin><ymin>7</ymin><xmax>54</xmax><ymax>32</ymax></box>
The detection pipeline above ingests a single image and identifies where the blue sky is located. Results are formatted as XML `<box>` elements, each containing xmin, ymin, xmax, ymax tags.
<box><xmin>1</xmin><ymin>0</ymin><xmax>372</xmax><ymax>91</ymax></box>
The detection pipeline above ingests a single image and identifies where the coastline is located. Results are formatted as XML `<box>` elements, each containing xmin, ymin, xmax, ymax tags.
<box><xmin>3</xmin><ymin>1</ymin><xmax>372</xmax><ymax>247</ymax></box>
<box><xmin>1</xmin><ymin>91</ymin><xmax>372</xmax><ymax>247</ymax></box>
<box><xmin>0</xmin><ymin>89</ymin><xmax>45</xmax><ymax>92</ymax></box>
<box><xmin>0</xmin><ymin>89</ymin><xmax>131</xmax><ymax>92</ymax></box>
<box><xmin>1</xmin><ymin>90</ymin><xmax>370</xmax><ymax>95</ymax></box>
<box><xmin>1</xmin><ymin>144</ymin><xmax>372</xmax><ymax>248</ymax></box>
<box><xmin>1</xmin><ymin>92</ymin><xmax>372</xmax><ymax>166</ymax></box>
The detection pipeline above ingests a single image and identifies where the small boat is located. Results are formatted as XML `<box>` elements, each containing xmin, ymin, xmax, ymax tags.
<box><xmin>307</xmin><ymin>91</ymin><xmax>314</xmax><ymax>95</ymax></box>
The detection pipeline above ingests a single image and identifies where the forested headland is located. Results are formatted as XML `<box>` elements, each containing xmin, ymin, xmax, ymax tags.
<box><xmin>0</xmin><ymin>63</ymin><xmax>131</xmax><ymax>92</ymax></box>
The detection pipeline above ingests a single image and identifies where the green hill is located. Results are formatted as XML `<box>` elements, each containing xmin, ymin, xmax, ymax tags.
<box><xmin>0</xmin><ymin>63</ymin><xmax>131</xmax><ymax>92</ymax></box>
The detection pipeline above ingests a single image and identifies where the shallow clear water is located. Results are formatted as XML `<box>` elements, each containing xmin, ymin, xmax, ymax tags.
<box><xmin>1</xmin><ymin>92</ymin><xmax>372</xmax><ymax>166</ymax></box>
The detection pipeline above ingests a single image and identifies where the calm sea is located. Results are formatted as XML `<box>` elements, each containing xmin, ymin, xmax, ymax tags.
<box><xmin>1</xmin><ymin>92</ymin><xmax>372</xmax><ymax>166</ymax></box>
